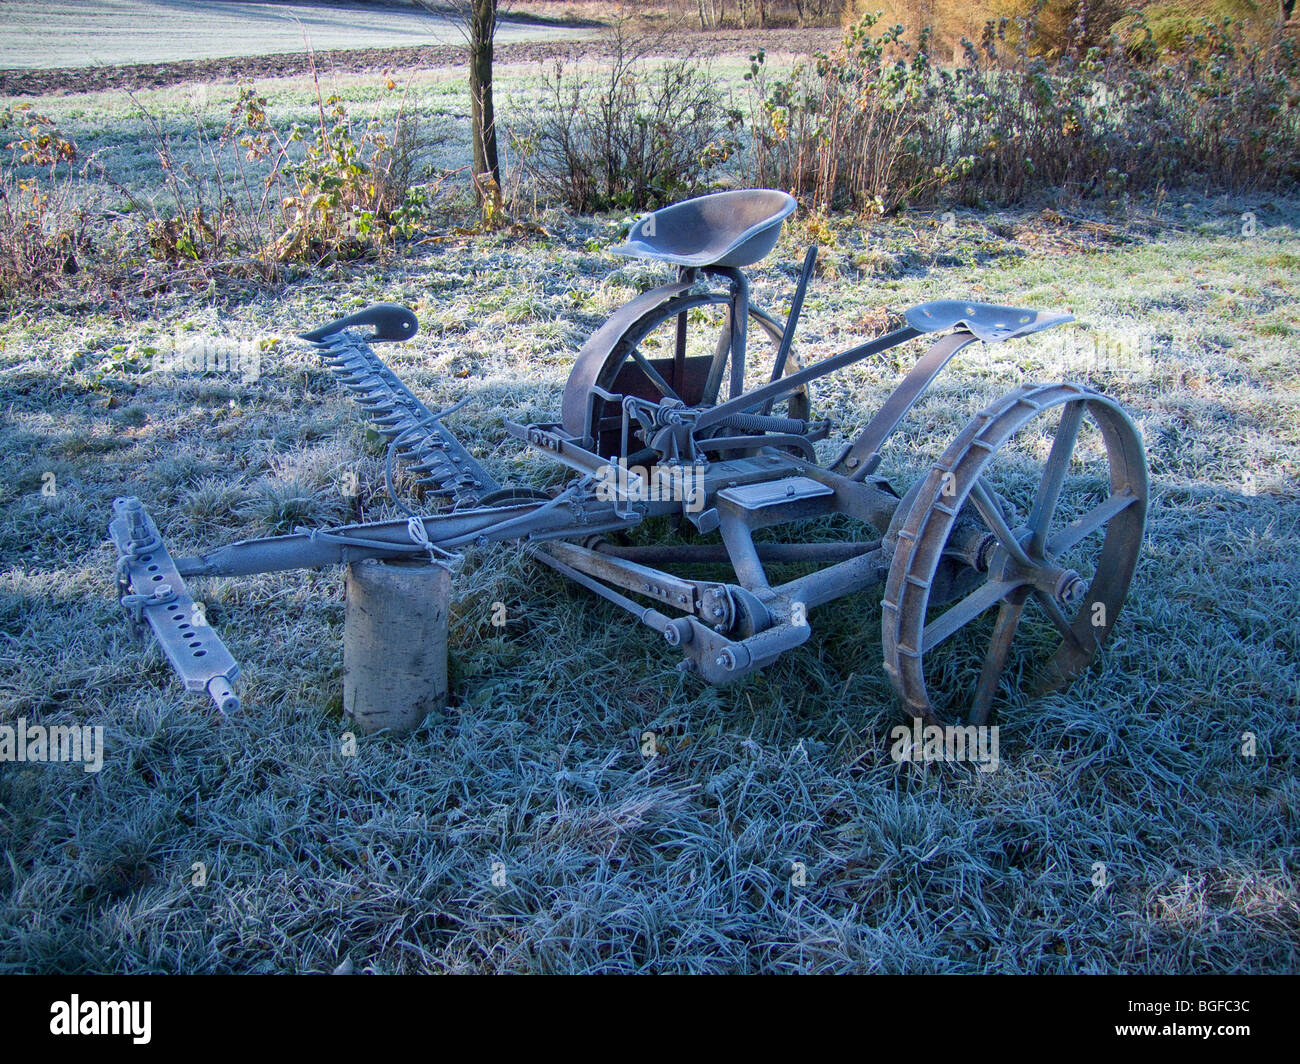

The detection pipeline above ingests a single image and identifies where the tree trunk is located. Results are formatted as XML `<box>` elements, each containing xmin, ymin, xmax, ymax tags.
<box><xmin>470</xmin><ymin>0</ymin><xmax>500</xmax><ymax>198</ymax></box>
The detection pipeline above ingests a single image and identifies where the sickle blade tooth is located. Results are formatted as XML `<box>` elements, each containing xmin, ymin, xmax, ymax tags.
<box><xmin>315</xmin><ymin>331</ymin><xmax>499</xmax><ymax>507</ymax></box>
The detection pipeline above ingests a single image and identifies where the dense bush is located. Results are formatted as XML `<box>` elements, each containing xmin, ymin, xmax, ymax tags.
<box><xmin>842</xmin><ymin>1</ymin><xmax>1291</xmax><ymax>59</ymax></box>
<box><xmin>748</xmin><ymin>10</ymin><xmax>1300</xmax><ymax>213</ymax></box>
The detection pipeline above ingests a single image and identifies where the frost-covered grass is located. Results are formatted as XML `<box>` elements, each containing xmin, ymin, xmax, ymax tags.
<box><xmin>0</xmin><ymin>51</ymin><xmax>764</xmax><ymax>219</ymax></box>
<box><xmin>0</xmin><ymin>1</ymin><xmax>592</xmax><ymax>70</ymax></box>
<box><xmin>0</xmin><ymin>62</ymin><xmax>1297</xmax><ymax>973</ymax></box>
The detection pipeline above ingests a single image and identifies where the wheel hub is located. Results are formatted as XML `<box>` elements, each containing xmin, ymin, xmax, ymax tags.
<box><xmin>985</xmin><ymin>531</ymin><xmax>1084</xmax><ymax>605</ymax></box>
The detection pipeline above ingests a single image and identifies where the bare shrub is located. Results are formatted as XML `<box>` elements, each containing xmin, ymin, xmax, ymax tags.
<box><xmin>689</xmin><ymin>0</ymin><xmax>841</xmax><ymax>27</ymax></box>
<box><xmin>0</xmin><ymin>70</ymin><xmax>453</xmax><ymax>302</ymax></box>
<box><xmin>124</xmin><ymin>72</ymin><xmax>443</xmax><ymax>283</ymax></box>
<box><xmin>510</xmin><ymin>23</ymin><xmax>743</xmax><ymax>213</ymax></box>
<box><xmin>0</xmin><ymin>107</ymin><xmax>96</xmax><ymax>297</ymax></box>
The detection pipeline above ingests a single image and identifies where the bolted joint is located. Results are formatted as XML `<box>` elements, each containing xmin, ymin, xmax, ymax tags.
<box><xmin>663</xmin><ymin>618</ymin><xmax>693</xmax><ymax>648</ymax></box>
<box><xmin>1056</xmin><ymin>570</ymin><xmax>1086</xmax><ymax>605</ymax></box>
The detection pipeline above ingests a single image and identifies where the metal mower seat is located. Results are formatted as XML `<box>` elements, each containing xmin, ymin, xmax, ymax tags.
<box><xmin>612</xmin><ymin>189</ymin><xmax>797</xmax><ymax>269</ymax></box>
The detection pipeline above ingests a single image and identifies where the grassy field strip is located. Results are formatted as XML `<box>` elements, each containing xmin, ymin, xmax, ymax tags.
<box><xmin>1</xmin><ymin>192</ymin><xmax>1296</xmax><ymax>971</ymax></box>
<box><xmin>0</xmin><ymin>1</ymin><xmax>591</xmax><ymax>70</ymax></box>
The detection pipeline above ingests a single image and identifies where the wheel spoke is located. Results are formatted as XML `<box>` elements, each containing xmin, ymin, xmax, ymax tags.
<box><xmin>1027</xmin><ymin>401</ymin><xmax>1085</xmax><ymax>556</ymax></box>
<box><xmin>1031</xmin><ymin>590</ymin><xmax>1089</xmax><ymax>651</ymax></box>
<box><xmin>923</xmin><ymin>579</ymin><xmax>1017</xmax><ymax>652</ymax></box>
<box><xmin>969</xmin><ymin>477</ymin><xmax>1035</xmax><ymax>569</ymax></box>
<box><xmin>673</xmin><ymin>310</ymin><xmax>687</xmax><ymax>395</ymax></box>
<box><xmin>883</xmin><ymin>385</ymin><xmax>1147</xmax><ymax>722</ymax></box>
<box><xmin>969</xmin><ymin>590</ymin><xmax>1029</xmax><ymax>725</ymax></box>
<box><xmin>628</xmin><ymin>348</ymin><xmax>682</xmax><ymax>402</ymax></box>
<box><xmin>700</xmin><ymin>318</ymin><xmax>732</xmax><ymax>406</ymax></box>
<box><xmin>1047</xmin><ymin>491</ymin><xmax>1138</xmax><ymax>556</ymax></box>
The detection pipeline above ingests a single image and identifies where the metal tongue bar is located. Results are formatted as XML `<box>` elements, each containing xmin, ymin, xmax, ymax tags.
<box><xmin>109</xmin><ymin>496</ymin><xmax>241</xmax><ymax>713</ymax></box>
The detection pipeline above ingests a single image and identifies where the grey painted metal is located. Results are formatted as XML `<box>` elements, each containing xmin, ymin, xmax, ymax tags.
<box><xmin>695</xmin><ymin>326</ymin><xmax>923</xmax><ymax>433</ymax></box>
<box><xmin>717</xmin><ymin>476</ymin><xmax>833</xmax><ymax>511</ymax></box>
<box><xmin>503</xmin><ymin>421</ymin><xmax>630</xmax><ymax>487</ymax></box>
<box><xmin>831</xmin><ymin>330</ymin><xmax>978</xmax><ymax>479</ymax></box>
<box><xmin>541</xmin><ymin>540</ymin><xmax>710</xmax><ymax>618</ymax></box>
<box><xmin>595</xmin><ymin>541</ymin><xmax>880</xmax><ymax>565</ymax></box>
<box><xmin>678</xmin><ymin>619</ymin><xmax>811</xmax><ymax>684</ymax></box>
<box><xmin>775</xmin><ymin>547</ymin><xmax>891</xmax><ymax>612</ymax></box>
<box><xmin>762</xmin><ymin>244</ymin><xmax>817</xmax><ymax>416</ymax></box>
<box><xmin>903</xmin><ymin>300</ymin><xmax>1074</xmax><ymax>343</ymax></box>
<box><xmin>307</xmin><ymin>327</ymin><xmax>500</xmax><ymax>507</ymax></box>
<box><xmin>611</xmin><ymin>189</ymin><xmax>797</xmax><ymax>268</ymax></box>
<box><xmin>714</xmin><ymin>266</ymin><xmax>750</xmax><ymax>401</ymax></box>
<box><xmin>174</xmin><ymin>497</ymin><xmax>638</xmax><ymax>579</ymax></box>
<box><xmin>530</xmin><ymin>547</ymin><xmax>674</xmax><ymax>635</ymax></box>
<box><xmin>299</xmin><ymin>302</ymin><xmax>419</xmax><ymax>343</ymax></box>
<box><xmin>881</xmin><ymin>383</ymin><xmax>1148</xmax><ymax>724</ymax></box>
<box><xmin>106</xmin><ymin>196</ymin><xmax>1142</xmax><ymax>728</ymax></box>
<box><xmin>110</xmin><ymin>496</ymin><xmax>240</xmax><ymax>713</ymax></box>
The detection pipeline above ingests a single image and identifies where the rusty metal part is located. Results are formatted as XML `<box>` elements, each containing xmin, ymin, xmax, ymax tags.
<box><xmin>560</xmin><ymin>279</ymin><xmax>693</xmax><ymax>442</ymax></box>
<box><xmin>561</xmin><ymin>269</ymin><xmax>811</xmax><ymax>459</ymax></box>
<box><xmin>881</xmin><ymin>383</ymin><xmax>1148</xmax><ymax>725</ymax></box>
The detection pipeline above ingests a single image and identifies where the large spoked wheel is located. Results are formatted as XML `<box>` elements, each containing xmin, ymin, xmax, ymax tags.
<box><xmin>568</xmin><ymin>292</ymin><xmax>811</xmax><ymax>458</ymax></box>
<box><xmin>882</xmin><ymin>383</ymin><xmax>1148</xmax><ymax>725</ymax></box>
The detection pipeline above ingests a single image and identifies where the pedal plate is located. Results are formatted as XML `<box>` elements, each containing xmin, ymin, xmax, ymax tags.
<box><xmin>717</xmin><ymin>476</ymin><xmax>833</xmax><ymax>511</ymax></box>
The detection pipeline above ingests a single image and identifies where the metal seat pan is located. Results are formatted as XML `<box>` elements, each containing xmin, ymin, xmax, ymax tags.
<box><xmin>611</xmin><ymin>189</ymin><xmax>797</xmax><ymax>269</ymax></box>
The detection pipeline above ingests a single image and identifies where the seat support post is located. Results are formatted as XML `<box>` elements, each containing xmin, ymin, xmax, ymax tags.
<box><xmin>706</xmin><ymin>266</ymin><xmax>750</xmax><ymax>401</ymax></box>
<box><xmin>673</xmin><ymin>266</ymin><xmax>698</xmax><ymax>395</ymax></box>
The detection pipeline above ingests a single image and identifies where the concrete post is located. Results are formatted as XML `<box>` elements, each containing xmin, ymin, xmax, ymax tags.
<box><xmin>342</xmin><ymin>557</ymin><xmax>451</xmax><ymax>736</ymax></box>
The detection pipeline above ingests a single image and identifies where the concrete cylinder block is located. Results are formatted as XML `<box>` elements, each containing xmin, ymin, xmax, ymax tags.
<box><xmin>342</xmin><ymin>557</ymin><xmax>451</xmax><ymax>736</ymax></box>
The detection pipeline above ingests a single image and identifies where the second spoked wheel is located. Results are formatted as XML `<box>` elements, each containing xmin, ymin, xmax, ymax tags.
<box><xmin>882</xmin><ymin>382</ymin><xmax>1149</xmax><ymax>725</ymax></box>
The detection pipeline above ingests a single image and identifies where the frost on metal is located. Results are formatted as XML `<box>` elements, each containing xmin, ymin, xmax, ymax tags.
<box><xmin>109</xmin><ymin>191</ymin><xmax>1148</xmax><ymax>728</ymax></box>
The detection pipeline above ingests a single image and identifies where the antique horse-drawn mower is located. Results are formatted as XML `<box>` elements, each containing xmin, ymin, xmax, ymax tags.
<box><xmin>110</xmin><ymin>190</ymin><xmax>1148</xmax><ymax>731</ymax></box>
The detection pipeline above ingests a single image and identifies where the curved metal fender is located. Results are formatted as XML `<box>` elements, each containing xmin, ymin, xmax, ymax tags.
<box><xmin>560</xmin><ymin>279</ymin><xmax>693</xmax><ymax>438</ymax></box>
